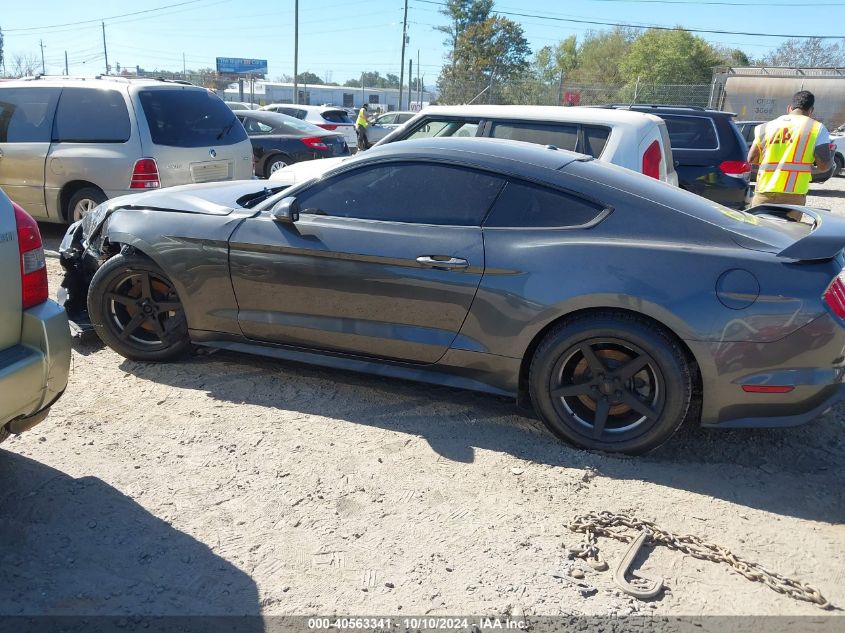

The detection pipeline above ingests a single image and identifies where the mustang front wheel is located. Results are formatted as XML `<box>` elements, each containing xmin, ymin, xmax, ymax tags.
<box><xmin>529</xmin><ymin>313</ymin><xmax>693</xmax><ymax>454</ymax></box>
<box><xmin>87</xmin><ymin>254</ymin><xmax>190</xmax><ymax>362</ymax></box>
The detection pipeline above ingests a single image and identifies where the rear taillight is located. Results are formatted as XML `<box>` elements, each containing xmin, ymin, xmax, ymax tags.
<box><xmin>13</xmin><ymin>202</ymin><xmax>48</xmax><ymax>310</ymax></box>
<box><xmin>130</xmin><ymin>158</ymin><xmax>161</xmax><ymax>189</ymax></box>
<box><xmin>642</xmin><ymin>140</ymin><xmax>662</xmax><ymax>180</ymax></box>
<box><xmin>823</xmin><ymin>271</ymin><xmax>845</xmax><ymax>318</ymax></box>
<box><xmin>301</xmin><ymin>137</ymin><xmax>329</xmax><ymax>150</ymax></box>
<box><xmin>719</xmin><ymin>160</ymin><xmax>752</xmax><ymax>178</ymax></box>
<box><xmin>317</xmin><ymin>123</ymin><xmax>338</xmax><ymax>131</ymax></box>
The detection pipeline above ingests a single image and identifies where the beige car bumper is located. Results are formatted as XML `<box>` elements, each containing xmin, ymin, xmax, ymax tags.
<box><xmin>0</xmin><ymin>300</ymin><xmax>71</xmax><ymax>434</ymax></box>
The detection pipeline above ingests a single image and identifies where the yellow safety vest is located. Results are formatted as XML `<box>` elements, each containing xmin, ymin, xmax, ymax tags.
<box><xmin>356</xmin><ymin>108</ymin><xmax>368</xmax><ymax>128</ymax></box>
<box><xmin>755</xmin><ymin>114</ymin><xmax>821</xmax><ymax>195</ymax></box>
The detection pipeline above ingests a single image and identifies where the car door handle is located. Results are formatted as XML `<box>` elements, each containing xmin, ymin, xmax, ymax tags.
<box><xmin>416</xmin><ymin>256</ymin><xmax>469</xmax><ymax>270</ymax></box>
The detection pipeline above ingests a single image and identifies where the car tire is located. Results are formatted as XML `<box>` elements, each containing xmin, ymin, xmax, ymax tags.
<box><xmin>0</xmin><ymin>426</ymin><xmax>9</xmax><ymax>445</ymax></box>
<box><xmin>66</xmin><ymin>187</ymin><xmax>107</xmax><ymax>223</ymax></box>
<box><xmin>834</xmin><ymin>153</ymin><xmax>844</xmax><ymax>178</ymax></box>
<box><xmin>87</xmin><ymin>254</ymin><xmax>190</xmax><ymax>362</ymax></box>
<box><xmin>529</xmin><ymin>312</ymin><xmax>693</xmax><ymax>455</ymax></box>
<box><xmin>265</xmin><ymin>155</ymin><xmax>291</xmax><ymax>178</ymax></box>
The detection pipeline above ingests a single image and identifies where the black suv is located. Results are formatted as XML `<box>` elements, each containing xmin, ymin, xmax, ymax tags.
<box><xmin>606</xmin><ymin>105</ymin><xmax>751</xmax><ymax>209</ymax></box>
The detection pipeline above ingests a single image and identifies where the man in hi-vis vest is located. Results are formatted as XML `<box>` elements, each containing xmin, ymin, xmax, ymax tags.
<box><xmin>748</xmin><ymin>90</ymin><xmax>833</xmax><ymax>209</ymax></box>
<box><xmin>355</xmin><ymin>103</ymin><xmax>370</xmax><ymax>151</ymax></box>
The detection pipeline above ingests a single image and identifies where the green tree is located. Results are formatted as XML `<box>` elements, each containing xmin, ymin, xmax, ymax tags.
<box><xmin>0</xmin><ymin>28</ymin><xmax>4</xmax><ymax>76</ymax></box>
<box><xmin>620</xmin><ymin>28</ymin><xmax>722</xmax><ymax>85</ymax></box>
<box><xmin>296</xmin><ymin>71</ymin><xmax>323</xmax><ymax>85</ymax></box>
<box><xmin>570</xmin><ymin>27</ymin><xmax>638</xmax><ymax>84</ymax></box>
<box><xmin>437</xmin><ymin>15</ymin><xmax>530</xmax><ymax>104</ymax></box>
<box><xmin>435</xmin><ymin>0</ymin><xmax>494</xmax><ymax>65</ymax></box>
<box><xmin>343</xmin><ymin>71</ymin><xmax>400</xmax><ymax>88</ymax></box>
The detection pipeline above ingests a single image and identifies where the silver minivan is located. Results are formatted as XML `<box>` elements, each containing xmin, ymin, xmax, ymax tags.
<box><xmin>0</xmin><ymin>76</ymin><xmax>254</xmax><ymax>223</ymax></box>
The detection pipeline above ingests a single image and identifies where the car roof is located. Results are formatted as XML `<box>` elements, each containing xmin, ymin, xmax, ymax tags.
<box><xmin>611</xmin><ymin>104</ymin><xmax>738</xmax><ymax>118</ymax></box>
<box><xmin>263</xmin><ymin>103</ymin><xmax>342</xmax><ymax>113</ymax></box>
<box><xmin>414</xmin><ymin>105</ymin><xmax>664</xmax><ymax>128</ymax></box>
<box><xmin>0</xmin><ymin>75</ymin><xmax>203</xmax><ymax>90</ymax></box>
<box><xmin>353</xmin><ymin>136</ymin><xmax>589</xmax><ymax>176</ymax></box>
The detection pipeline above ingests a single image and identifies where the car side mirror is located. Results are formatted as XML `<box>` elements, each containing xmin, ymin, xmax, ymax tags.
<box><xmin>271</xmin><ymin>196</ymin><xmax>300</xmax><ymax>223</ymax></box>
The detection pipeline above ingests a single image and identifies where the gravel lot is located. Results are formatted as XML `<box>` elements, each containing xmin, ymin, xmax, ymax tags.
<box><xmin>2</xmin><ymin>177</ymin><xmax>844</xmax><ymax>619</ymax></box>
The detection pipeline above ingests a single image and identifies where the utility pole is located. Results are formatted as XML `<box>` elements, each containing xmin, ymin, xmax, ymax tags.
<box><xmin>417</xmin><ymin>50</ymin><xmax>420</xmax><ymax>108</ymax></box>
<box><xmin>182</xmin><ymin>52</ymin><xmax>186</xmax><ymax>80</ymax></box>
<box><xmin>64</xmin><ymin>51</ymin><xmax>69</xmax><ymax>76</ymax></box>
<box><xmin>293</xmin><ymin>0</ymin><xmax>299</xmax><ymax>104</ymax></box>
<box><xmin>361</xmin><ymin>72</ymin><xmax>364</xmax><ymax>107</ymax></box>
<box><xmin>408</xmin><ymin>59</ymin><xmax>412</xmax><ymax>111</ymax></box>
<box><xmin>102</xmin><ymin>22</ymin><xmax>109</xmax><ymax>74</ymax></box>
<box><xmin>398</xmin><ymin>0</ymin><xmax>408</xmax><ymax>110</ymax></box>
<box><xmin>39</xmin><ymin>40</ymin><xmax>45</xmax><ymax>75</ymax></box>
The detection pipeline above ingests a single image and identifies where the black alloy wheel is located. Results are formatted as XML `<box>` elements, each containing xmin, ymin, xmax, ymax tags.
<box><xmin>530</xmin><ymin>313</ymin><xmax>692</xmax><ymax>454</ymax></box>
<box><xmin>88</xmin><ymin>254</ymin><xmax>190</xmax><ymax>361</ymax></box>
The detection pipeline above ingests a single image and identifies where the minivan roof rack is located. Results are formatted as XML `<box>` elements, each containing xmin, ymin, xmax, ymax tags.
<box><xmin>602</xmin><ymin>103</ymin><xmax>708</xmax><ymax>111</ymax></box>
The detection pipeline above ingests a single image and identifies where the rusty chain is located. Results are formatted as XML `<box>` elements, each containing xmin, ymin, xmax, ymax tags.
<box><xmin>567</xmin><ymin>510</ymin><xmax>831</xmax><ymax>609</ymax></box>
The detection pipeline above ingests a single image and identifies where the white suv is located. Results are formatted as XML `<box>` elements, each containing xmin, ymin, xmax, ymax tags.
<box><xmin>259</xmin><ymin>104</ymin><xmax>358</xmax><ymax>150</ymax></box>
<box><xmin>271</xmin><ymin>105</ymin><xmax>677</xmax><ymax>186</ymax></box>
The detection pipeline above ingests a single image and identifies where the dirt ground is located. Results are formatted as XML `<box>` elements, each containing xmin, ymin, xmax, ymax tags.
<box><xmin>2</xmin><ymin>177</ymin><xmax>844</xmax><ymax>619</ymax></box>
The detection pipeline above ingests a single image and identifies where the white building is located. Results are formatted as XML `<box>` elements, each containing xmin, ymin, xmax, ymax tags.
<box><xmin>220</xmin><ymin>80</ymin><xmax>434</xmax><ymax>112</ymax></box>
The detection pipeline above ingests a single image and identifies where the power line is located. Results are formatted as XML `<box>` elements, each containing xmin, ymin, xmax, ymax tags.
<box><xmin>3</xmin><ymin>0</ymin><xmax>213</xmax><ymax>32</ymax></box>
<box><xmin>411</xmin><ymin>0</ymin><xmax>845</xmax><ymax>38</ymax></box>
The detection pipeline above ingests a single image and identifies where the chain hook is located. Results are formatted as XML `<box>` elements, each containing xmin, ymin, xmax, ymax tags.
<box><xmin>613</xmin><ymin>529</ymin><xmax>664</xmax><ymax>599</ymax></box>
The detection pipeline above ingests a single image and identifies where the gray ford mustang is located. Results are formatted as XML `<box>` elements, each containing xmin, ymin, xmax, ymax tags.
<box><xmin>59</xmin><ymin>137</ymin><xmax>845</xmax><ymax>454</ymax></box>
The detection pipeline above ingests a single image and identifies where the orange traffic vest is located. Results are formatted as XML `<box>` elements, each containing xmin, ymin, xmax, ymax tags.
<box><xmin>755</xmin><ymin>114</ymin><xmax>822</xmax><ymax>195</ymax></box>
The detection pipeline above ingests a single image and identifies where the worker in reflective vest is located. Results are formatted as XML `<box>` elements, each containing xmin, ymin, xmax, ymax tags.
<box><xmin>748</xmin><ymin>90</ymin><xmax>833</xmax><ymax>210</ymax></box>
<box><xmin>355</xmin><ymin>103</ymin><xmax>370</xmax><ymax>151</ymax></box>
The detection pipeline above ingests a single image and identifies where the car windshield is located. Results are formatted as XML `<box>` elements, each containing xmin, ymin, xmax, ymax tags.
<box><xmin>139</xmin><ymin>88</ymin><xmax>248</xmax><ymax>147</ymax></box>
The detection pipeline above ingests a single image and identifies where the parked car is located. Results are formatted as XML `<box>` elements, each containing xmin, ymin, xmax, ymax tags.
<box><xmin>377</xmin><ymin>105</ymin><xmax>678</xmax><ymax>184</ymax></box>
<box><xmin>606</xmin><ymin>105</ymin><xmax>751</xmax><ymax>209</ymax></box>
<box><xmin>0</xmin><ymin>190</ymin><xmax>71</xmax><ymax>444</ymax></box>
<box><xmin>224</xmin><ymin>101</ymin><xmax>260</xmax><ymax>111</ymax></box>
<box><xmin>365</xmin><ymin>110</ymin><xmax>416</xmax><ymax>145</ymax></box>
<box><xmin>830</xmin><ymin>131</ymin><xmax>844</xmax><ymax>177</ymax></box>
<box><xmin>258</xmin><ymin>104</ymin><xmax>357</xmax><ymax>150</ymax></box>
<box><xmin>271</xmin><ymin>104</ymin><xmax>678</xmax><ymax>187</ymax></box>
<box><xmin>235</xmin><ymin>110</ymin><xmax>350</xmax><ymax>178</ymax></box>
<box><xmin>736</xmin><ymin>119</ymin><xmax>839</xmax><ymax>181</ymax></box>
<box><xmin>0</xmin><ymin>76</ymin><xmax>254</xmax><ymax>223</ymax></box>
<box><xmin>60</xmin><ymin>138</ymin><xmax>845</xmax><ymax>454</ymax></box>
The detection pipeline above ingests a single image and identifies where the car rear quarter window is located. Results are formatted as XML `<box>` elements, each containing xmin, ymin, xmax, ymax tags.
<box><xmin>296</xmin><ymin>162</ymin><xmax>504</xmax><ymax>226</ymax></box>
<box><xmin>139</xmin><ymin>89</ymin><xmax>248</xmax><ymax>147</ymax></box>
<box><xmin>404</xmin><ymin>119</ymin><xmax>480</xmax><ymax>140</ymax></box>
<box><xmin>489</xmin><ymin>121</ymin><xmax>579</xmax><ymax>152</ymax></box>
<box><xmin>0</xmin><ymin>87</ymin><xmax>60</xmax><ymax>143</ymax></box>
<box><xmin>53</xmin><ymin>88</ymin><xmax>130</xmax><ymax>143</ymax></box>
<box><xmin>661</xmin><ymin>115</ymin><xmax>718</xmax><ymax>150</ymax></box>
<box><xmin>321</xmin><ymin>110</ymin><xmax>351</xmax><ymax>124</ymax></box>
<box><xmin>484</xmin><ymin>180</ymin><xmax>605</xmax><ymax>228</ymax></box>
<box><xmin>582</xmin><ymin>126</ymin><xmax>610</xmax><ymax>157</ymax></box>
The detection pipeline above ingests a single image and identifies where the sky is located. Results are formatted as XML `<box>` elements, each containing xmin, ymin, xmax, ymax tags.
<box><xmin>1</xmin><ymin>0</ymin><xmax>842</xmax><ymax>87</ymax></box>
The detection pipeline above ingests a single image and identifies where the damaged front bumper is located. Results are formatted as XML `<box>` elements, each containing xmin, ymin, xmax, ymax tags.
<box><xmin>57</xmin><ymin>204</ymin><xmax>118</xmax><ymax>334</ymax></box>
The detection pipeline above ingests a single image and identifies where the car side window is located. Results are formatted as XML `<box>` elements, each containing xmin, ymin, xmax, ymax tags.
<box><xmin>0</xmin><ymin>87</ymin><xmax>60</xmax><ymax>143</ymax></box>
<box><xmin>377</xmin><ymin>114</ymin><xmax>395</xmax><ymax>125</ymax></box>
<box><xmin>484</xmin><ymin>180</ymin><xmax>605</xmax><ymax>228</ymax></box>
<box><xmin>53</xmin><ymin>88</ymin><xmax>131</xmax><ymax>143</ymax></box>
<box><xmin>489</xmin><ymin>121</ymin><xmax>579</xmax><ymax>151</ymax></box>
<box><xmin>661</xmin><ymin>115</ymin><xmax>718</xmax><ymax>150</ymax></box>
<box><xmin>404</xmin><ymin>119</ymin><xmax>480</xmax><ymax>140</ymax></box>
<box><xmin>295</xmin><ymin>162</ymin><xmax>504</xmax><ymax>226</ymax></box>
<box><xmin>581</xmin><ymin>126</ymin><xmax>611</xmax><ymax>158</ymax></box>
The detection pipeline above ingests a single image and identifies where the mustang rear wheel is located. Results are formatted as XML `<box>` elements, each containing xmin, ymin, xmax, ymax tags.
<box><xmin>529</xmin><ymin>313</ymin><xmax>692</xmax><ymax>454</ymax></box>
<box><xmin>87</xmin><ymin>254</ymin><xmax>190</xmax><ymax>362</ymax></box>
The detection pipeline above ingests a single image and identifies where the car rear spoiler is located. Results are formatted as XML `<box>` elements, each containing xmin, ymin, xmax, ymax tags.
<box><xmin>746</xmin><ymin>204</ymin><xmax>845</xmax><ymax>261</ymax></box>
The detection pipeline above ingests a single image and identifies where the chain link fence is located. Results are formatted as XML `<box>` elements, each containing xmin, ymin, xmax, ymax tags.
<box><xmin>444</xmin><ymin>78</ymin><xmax>715</xmax><ymax>108</ymax></box>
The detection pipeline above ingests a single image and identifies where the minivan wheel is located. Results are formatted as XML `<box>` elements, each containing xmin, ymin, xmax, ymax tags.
<box><xmin>834</xmin><ymin>153</ymin><xmax>844</xmax><ymax>178</ymax></box>
<box><xmin>67</xmin><ymin>187</ymin><xmax>107</xmax><ymax>223</ymax></box>
<box><xmin>87</xmin><ymin>254</ymin><xmax>190</xmax><ymax>362</ymax></box>
<box><xmin>529</xmin><ymin>313</ymin><xmax>692</xmax><ymax>455</ymax></box>
<box><xmin>265</xmin><ymin>156</ymin><xmax>290</xmax><ymax>178</ymax></box>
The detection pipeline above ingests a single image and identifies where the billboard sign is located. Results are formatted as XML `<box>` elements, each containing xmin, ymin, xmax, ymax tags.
<box><xmin>216</xmin><ymin>57</ymin><xmax>268</xmax><ymax>76</ymax></box>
